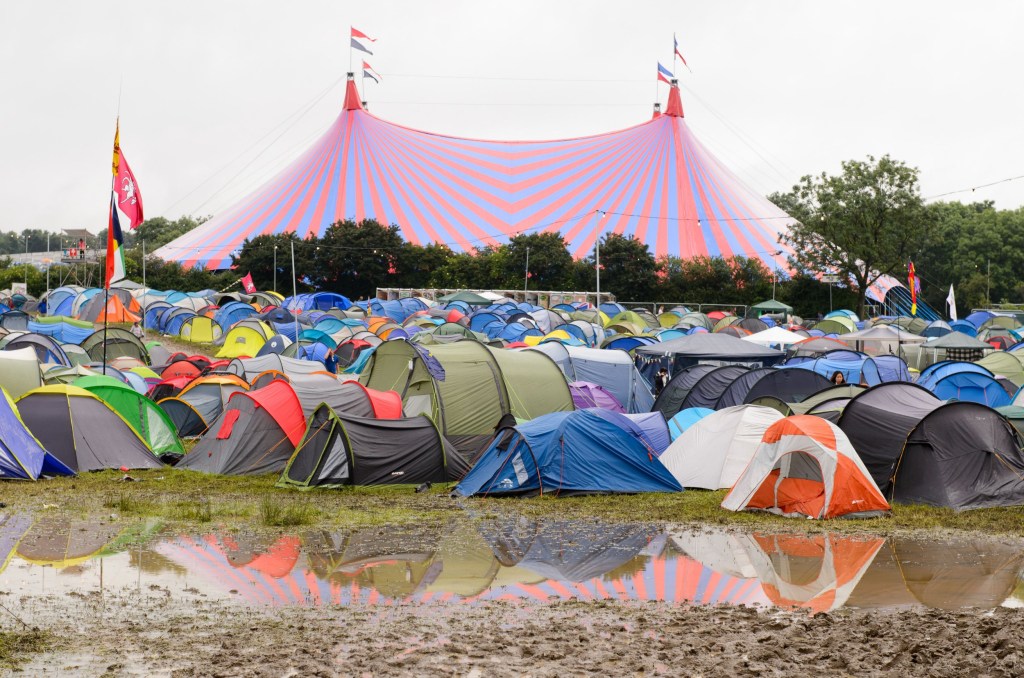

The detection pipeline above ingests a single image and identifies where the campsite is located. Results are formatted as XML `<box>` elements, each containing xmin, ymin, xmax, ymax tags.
<box><xmin>7</xmin><ymin>2</ymin><xmax>1024</xmax><ymax>675</ymax></box>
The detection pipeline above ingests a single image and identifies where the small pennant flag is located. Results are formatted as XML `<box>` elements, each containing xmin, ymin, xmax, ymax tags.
<box><xmin>240</xmin><ymin>273</ymin><xmax>257</xmax><ymax>294</ymax></box>
<box><xmin>350</xmin><ymin>26</ymin><xmax>374</xmax><ymax>55</ymax></box>
<box><xmin>362</xmin><ymin>60</ymin><xmax>382</xmax><ymax>84</ymax></box>
<box><xmin>674</xmin><ymin>33</ymin><xmax>691</xmax><ymax>71</ymax></box>
<box><xmin>351</xmin><ymin>38</ymin><xmax>373</xmax><ymax>55</ymax></box>
<box><xmin>351</xmin><ymin>27</ymin><xmax>375</xmax><ymax>42</ymax></box>
<box><xmin>657</xmin><ymin>62</ymin><xmax>674</xmax><ymax>85</ymax></box>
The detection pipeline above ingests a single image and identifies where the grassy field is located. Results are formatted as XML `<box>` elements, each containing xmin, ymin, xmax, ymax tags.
<box><xmin>5</xmin><ymin>469</ymin><xmax>1024</xmax><ymax>539</ymax></box>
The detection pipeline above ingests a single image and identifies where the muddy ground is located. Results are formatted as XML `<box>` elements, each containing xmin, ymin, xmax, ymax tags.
<box><xmin>4</xmin><ymin>588</ymin><xmax>1020</xmax><ymax>677</ymax></box>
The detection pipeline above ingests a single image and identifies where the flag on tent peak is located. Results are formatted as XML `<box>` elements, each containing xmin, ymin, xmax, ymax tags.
<box><xmin>674</xmin><ymin>33</ymin><xmax>690</xmax><ymax>71</ymax></box>
<box><xmin>362</xmin><ymin>60</ymin><xmax>382</xmax><ymax>84</ymax></box>
<box><xmin>657</xmin><ymin>62</ymin><xmax>674</xmax><ymax>84</ymax></box>
<box><xmin>351</xmin><ymin>26</ymin><xmax>374</xmax><ymax>55</ymax></box>
<box><xmin>351</xmin><ymin>27</ymin><xmax>375</xmax><ymax>42</ymax></box>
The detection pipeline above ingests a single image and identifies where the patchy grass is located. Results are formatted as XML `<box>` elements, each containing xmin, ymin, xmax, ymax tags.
<box><xmin>8</xmin><ymin>469</ymin><xmax>1024</xmax><ymax>537</ymax></box>
<box><xmin>258</xmin><ymin>496</ymin><xmax>317</xmax><ymax>527</ymax></box>
<box><xmin>0</xmin><ymin>629</ymin><xmax>51</xmax><ymax>670</ymax></box>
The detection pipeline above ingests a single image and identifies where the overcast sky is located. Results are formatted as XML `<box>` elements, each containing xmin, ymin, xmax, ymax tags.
<box><xmin>2</xmin><ymin>0</ymin><xmax>1023</xmax><ymax>236</ymax></box>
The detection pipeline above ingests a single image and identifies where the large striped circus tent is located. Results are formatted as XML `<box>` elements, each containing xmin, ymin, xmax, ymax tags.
<box><xmin>155</xmin><ymin>75</ymin><xmax>796</xmax><ymax>271</ymax></box>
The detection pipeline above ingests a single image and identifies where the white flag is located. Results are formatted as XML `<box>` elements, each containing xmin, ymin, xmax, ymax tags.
<box><xmin>946</xmin><ymin>284</ymin><xmax>957</xmax><ymax>321</ymax></box>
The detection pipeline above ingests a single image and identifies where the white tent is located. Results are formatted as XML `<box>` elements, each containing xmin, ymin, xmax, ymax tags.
<box><xmin>0</xmin><ymin>347</ymin><xmax>43</xmax><ymax>398</ymax></box>
<box><xmin>658</xmin><ymin>405</ymin><xmax>783</xmax><ymax>489</ymax></box>
<box><xmin>742</xmin><ymin>326</ymin><xmax>807</xmax><ymax>348</ymax></box>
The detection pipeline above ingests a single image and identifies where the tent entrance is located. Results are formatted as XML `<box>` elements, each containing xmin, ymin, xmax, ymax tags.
<box><xmin>748</xmin><ymin>452</ymin><xmax>826</xmax><ymax>518</ymax></box>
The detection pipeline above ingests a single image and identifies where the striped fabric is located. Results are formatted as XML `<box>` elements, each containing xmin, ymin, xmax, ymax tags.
<box><xmin>156</xmin><ymin>77</ymin><xmax>795</xmax><ymax>271</ymax></box>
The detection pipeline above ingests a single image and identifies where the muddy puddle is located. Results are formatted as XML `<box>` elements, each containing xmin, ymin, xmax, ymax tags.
<box><xmin>2</xmin><ymin>513</ymin><xmax>1023</xmax><ymax>617</ymax></box>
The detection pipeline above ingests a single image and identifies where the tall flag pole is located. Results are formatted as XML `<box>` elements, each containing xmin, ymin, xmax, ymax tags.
<box><xmin>104</xmin><ymin>119</ymin><xmax>144</xmax><ymax>372</ymax></box>
<box><xmin>907</xmin><ymin>262</ymin><xmax>919</xmax><ymax>316</ymax></box>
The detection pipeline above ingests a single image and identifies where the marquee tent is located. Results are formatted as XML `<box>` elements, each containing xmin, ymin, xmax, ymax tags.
<box><xmin>154</xmin><ymin>80</ymin><xmax>797</xmax><ymax>273</ymax></box>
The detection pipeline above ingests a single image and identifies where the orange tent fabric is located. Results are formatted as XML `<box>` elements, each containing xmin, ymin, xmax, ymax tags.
<box><xmin>95</xmin><ymin>296</ymin><xmax>141</xmax><ymax>323</ymax></box>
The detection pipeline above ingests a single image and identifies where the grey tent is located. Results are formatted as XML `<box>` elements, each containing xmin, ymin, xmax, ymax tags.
<box><xmin>277</xmin><ymin>404</ymin><xmax>469</xmax><ymax>489</ymax></box>
<box><xmin>892</xmin><ymin>402</ymin><xmax>1024</xmax><ymax>510</ymax></box>
<box><xmin>284</xmin><ymin>373</ymin><xmax>381</xmax><ymax>418</ymax></box>
<box><xmin>741</xmin><ymin>369</ymin><xmax>832</xmax><ymax>405</ymax></box>
<box><xmin>635</xmin><ymin>332</ymin><xmax>785</xmax><ymax>372</ymax></box>
<box><xmin>677</xmin><ymin>365</ymin><xmax>750</xmax><ymax>411</ymax></box>
<box><xmin>652</xmin><ymin>365</ymin><xmax>717</xmax><ymax>419</ymax></box>
<box><xmin>177</xmin><ymin>380</ymin><xmax>306</xmax><ymax>475</ymax></box>
<box><xmin>526</xmin><ymin>343</ymin><xmax>654</xmax><ymax>413</ymax></box>
<box><xmin>837</xmin><ymin>383</ymin><xmax>944</xmax><ymax>494</ymax></box>
<box><xmin>16</xmin><ymin>385</ymin><xmax>161</xmax><ymax>472</ymax></box>
<box><xmin>712</xmin><ymin>367</ymin><xmax>775</xmax><ymax>410</ymax></box>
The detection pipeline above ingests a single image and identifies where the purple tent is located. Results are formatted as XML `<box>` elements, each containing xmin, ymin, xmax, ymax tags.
<box><xmin>570</xmin><ymin>381</ymin><xmax>626</xmax><ymax>413</ymax></box>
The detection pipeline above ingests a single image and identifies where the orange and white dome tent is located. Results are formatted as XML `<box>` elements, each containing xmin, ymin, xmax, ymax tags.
<box><xmin>722</xmin><ymin>415</ymin><xmax>889</xmax><ymax>519</ymax></box>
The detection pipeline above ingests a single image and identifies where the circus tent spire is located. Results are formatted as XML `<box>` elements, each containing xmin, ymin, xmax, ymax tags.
<box><xmin>664</xmin><ymin>80</ymin><xmax>684</xmax><ymax>117</ymax></box>
<box><xmin>343</xmin><ymin>73</ymin><xmax>363</xmax><ymax>111</ymax></box>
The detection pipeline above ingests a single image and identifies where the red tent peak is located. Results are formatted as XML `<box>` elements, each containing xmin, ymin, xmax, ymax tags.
<box><xmin>651</xmin><ymin>103</ymin><xmax>662</xmax><ymax>119</ymax></box>
<box><xmin>664</xmin><ymin>84</ymin><xmax>684</xmax><ymax>118</ymax></box>
<box><xmin>343</xmin><ymin>75</ymin><xmax>363</xmax><ymax>111</ymax></box>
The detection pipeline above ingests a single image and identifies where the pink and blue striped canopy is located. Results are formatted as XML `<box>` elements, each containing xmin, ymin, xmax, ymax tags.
<box><xmin>156</xmin><ymin>78</ymin><xmax>795</xmax><ymax>270</ymax></box>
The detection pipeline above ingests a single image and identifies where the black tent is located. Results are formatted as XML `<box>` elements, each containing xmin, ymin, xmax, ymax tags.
<box><xmin>635</xmin><ymin>333</ymin><xmax>785</xmax><ymax>373</ymax></box>
<box><xmin>278</xmin><ymin>404</ymin><xmax>470</xmax><ymax>488</ymax></box>
<box><xmin>837</xmin><ymin>383</ymin><xmax>943</xmax><ymax>494</ymax></box>
<box><xmin>892</xmin><ymin>402</ymin><xmax>1024</xmax><ymax>510</ymax></box>
<box><xmin>652</xmin><ymin>365</ymin><xmax>716</xmax><ymax>419</ymax></box>
<box><xmin>711</xmin><ymin>367</ymin><xmax>775</xmax><ymax>410</ymax></box>
<box><xmin>677</xmin><ymin>365</ymin><xmax>749</xmax><ymax>411</ymax></box>
<box><xmin>741</xmin><ymin>369</ymin><xmax>832</xmax><ymax>405</ymax></box>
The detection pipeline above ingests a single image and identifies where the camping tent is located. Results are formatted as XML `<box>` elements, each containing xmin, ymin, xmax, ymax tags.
<box><xmin>0</xmin><ymin>347</ymin><xmax>43</xmax><ymax>398</ymax></box>
<box><xmin>660</xmin><ymin>405</ymin><xmax>784</xmax><ymax>489</ymax></box>
<box><xmin>526</xmin><ymin>343</ymin><xmax>653</xmax><ymax>413</ymax></box>
<box><xmin>177</xmin><ymin>380</ymin><xmax>306</xmax><ymax>475</ymax></box>
<box><xmin>634</xmin><ymin>333</ymin><xmax>785</xmax><ymax>373</ymax></box>
<box><xmin>722</xmin><ymin>415</ymin><xmax>889</xmax><ymax>519</ymax></box>
<box><xmin>892</xmin><ymin>402</ymin><xmax>1024</xmax><ymax>510</ymax></box>
<box><xmin>283</xmin><ymin>372</ymin><xmax>402</xmax><ymax>418</ymax></box>
<box><xmin>179</xmin><ymin>315</ymin><xmax>223</xmax><ymax>344</ymax></box>
<box><xmin>837</xmin><ymin>383</ymin><xmax>943</xmax><ymax>495</ymax></box>
<box><xmin>278</xmin><ymin>405</ymin><xmax>470</xmax><ymax>488</ymax></box>
<box><xmin>0</xmin><ymin>388</ymin><xmax>74</xmax><ymax>479</ymax></box>
<box><xmin>77</xmin><ymin>377</ymin><xmax>184</xmax><ymax>456</ymax></box>
<box><xmin>666</xmin><ymin>408</ymin><xmax>714</xmax><ymax>440</ymax></box>
<box><xmin>568</xmin><ymin>382</ymin><xmax>625</xmax><ymax>412</ymax></box>
<box><xmin>16</xmin><ymin>385</ymin><xmax>161</xmax><ymax>472</ymax></box>
<box><xmin>453</xmin><ymin>409</ymin><xmax>682</xmax><ymax>497</ymax></box>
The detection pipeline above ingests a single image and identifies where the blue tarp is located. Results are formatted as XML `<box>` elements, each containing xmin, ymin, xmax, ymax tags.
<box><xmin>28</xmin><ymin>319</ymin><xmax>93</xmax><ymax>344</ymax></box>
<box><xmin>667</xmin><ymin>408</ymin><xmax>714</xmax><ymax>440</ymax></box>
<box><xmin>454</xmin><ymin>409</ymin><xmax>682</xmax><ymax>497</ymax></box>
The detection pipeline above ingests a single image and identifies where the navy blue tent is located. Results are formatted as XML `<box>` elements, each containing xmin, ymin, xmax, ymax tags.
<box><xmin>0</xmin><ymin>392</ymin><xmax>74</xmax><ymax>479</ymax></box>
<box><xmin>454</xmin><ymin>409</ymin><xmax>682</xmax><ymax>497</ymax></box>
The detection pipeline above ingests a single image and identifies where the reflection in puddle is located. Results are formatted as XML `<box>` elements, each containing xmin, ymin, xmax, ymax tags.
<box><xmin>2</xmin><ymin>513</ymin><xmax>1023</xmax><ymax>613</ymax></box>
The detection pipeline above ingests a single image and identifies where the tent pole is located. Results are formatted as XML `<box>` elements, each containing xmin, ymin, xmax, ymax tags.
<box><xmin>273</xmin><ymin>245</ymin><xmax>277</xmax><ymax>294</ymax></box>
<box><xmin>524</xmin><ymin>246</ymin><xmax>529</xmax><ymax>293</ymax></box>
<box><xmin>102</xmin><ymin>284</ymin><xmax>109</xmax><ymax>376</ymax></box>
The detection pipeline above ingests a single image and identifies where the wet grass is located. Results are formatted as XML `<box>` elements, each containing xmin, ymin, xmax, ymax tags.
<box><xmin>8</xmin><ymin>469</ymin><xmax>1024</xmax><ymax>537</ymax></box>
<box><xmin>0</xmin><ymin>629</ymin><xmax>51</xmax><ymax>670</ymax></box>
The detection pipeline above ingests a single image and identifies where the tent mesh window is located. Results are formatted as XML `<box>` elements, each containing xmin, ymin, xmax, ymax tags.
<box><xmin>947</xmin><ymin>348</ymin><xmax>984</xmax><ymax>362</ymax></box>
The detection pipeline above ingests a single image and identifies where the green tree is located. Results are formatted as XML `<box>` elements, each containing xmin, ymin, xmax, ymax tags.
<box><xmin>504</xmin><ymin>232</ymin><xmax>575</xmax><ymax>290</ymax></box>
<box><xmin>396</xmin><ymin>243</ymin><xmax>455</xmax><ymax>289</ymax></box>
<box><xmin>581</xmin><ymin>234</ymin><xmax>659</xmax><ymax>302</ymax></box>
<box><xmin>318</xmin><ymin>219</ymin><xmax>405</xmax><ymax>299</ymax></box>
<box><xmin>771</xmin><ymin>155</ymin><xmax>928</xmax><ymax>316</ymax></box>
